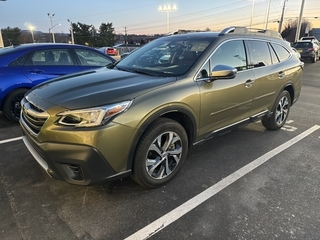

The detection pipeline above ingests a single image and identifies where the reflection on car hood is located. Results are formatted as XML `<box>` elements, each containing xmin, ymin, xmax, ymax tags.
<box><xmin>29</xmin><ymin>67</ymin><xmax>175</xmax><ymax>109</ymax></box>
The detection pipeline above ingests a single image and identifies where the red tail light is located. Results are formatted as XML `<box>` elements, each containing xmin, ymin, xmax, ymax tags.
<box><xmin>307</xmin><ymin>48</ymin><xmax>314</xmax><ymax>52</ymax></box>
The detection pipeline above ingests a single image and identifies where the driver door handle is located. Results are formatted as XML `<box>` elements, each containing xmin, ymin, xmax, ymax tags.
<box><xmin>245</xmin><ymin>79</ymin><xmax>255</xmax><ymax>88</ymax></box>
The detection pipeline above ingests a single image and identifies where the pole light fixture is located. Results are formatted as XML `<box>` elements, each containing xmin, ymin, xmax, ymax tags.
<box><xmin>158</xmin><ymin>4</ymin><xmax>177</xmax><ymax>33</ymax></box>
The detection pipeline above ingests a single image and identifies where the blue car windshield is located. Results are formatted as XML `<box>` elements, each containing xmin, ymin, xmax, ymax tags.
<box><xmin>117</xmin><ymin>36</ymin><xmax>212</xmax><ymax>77</ymax></box>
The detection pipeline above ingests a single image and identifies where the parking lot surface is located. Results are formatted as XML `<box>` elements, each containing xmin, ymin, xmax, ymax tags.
<box><xmin>1</xmin><ymin>61</ymin><xmax>320</xmax><ymax>240</ymax></box>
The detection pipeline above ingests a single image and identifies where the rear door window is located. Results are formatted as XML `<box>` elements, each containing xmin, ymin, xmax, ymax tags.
<box><xmin>74</xmin><ymin>49</ymin><xmax>113</xmax><ymax>66</ymax></box>
<box><xmin>25</xmin><ymin>49</ymin><xmax>74</xmax><ymax>66</ymax></box>
<box><xmin>246</xmin><ymin>40</ymin><xmax>272</xmax><ymax>68</ymax></box>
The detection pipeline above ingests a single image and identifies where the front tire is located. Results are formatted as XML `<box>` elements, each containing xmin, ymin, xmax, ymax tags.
<box><xmin>132</xmin><ymin>118</ymin><xmax>188</xmax><ymax>188</ymax></box>
<box><xmin>3</xmin><ymin>88</ymin><xmax>28</xmax><ymax>123</ymax></box>
<box><xmin>262</xmin><ymin>90</ymin><xmax>291</xmax><ymax>130</ymax></box>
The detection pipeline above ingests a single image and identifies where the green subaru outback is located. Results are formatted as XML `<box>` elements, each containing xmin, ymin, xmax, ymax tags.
<box><xmin>20</xmin><ymin>27</ymin><xmax>304</xmax><ymax>188</ymax></box>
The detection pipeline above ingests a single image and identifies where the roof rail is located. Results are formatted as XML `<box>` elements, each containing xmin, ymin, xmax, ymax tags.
<box><xmin>164</xmin><ymin>29</ymin><xmax>207</xmax><ymax>36</ymax></box>
<box><xmin>219</xmin><ymin>26</ymin><xmax>282</xmax><ymax>39</ymax></box>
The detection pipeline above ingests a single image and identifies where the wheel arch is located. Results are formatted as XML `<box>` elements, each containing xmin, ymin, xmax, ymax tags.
<box><xmin>282</xmin><ymin>83</ymin><xmax>294</xmax><ymax>105</ymax></box>
<box><xmin>127</xmin><ymin>106</ymin><xmax>198</xmax><ymax>170</ymax></box>
<box><xmin>0</xmin><ymin>85</ymin><xmax>31</xmax><ymax>110</ymax></box>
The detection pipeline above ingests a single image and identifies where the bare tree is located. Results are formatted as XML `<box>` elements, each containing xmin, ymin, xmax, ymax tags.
<box><xmin>281</xmin><ymin>19</ymin><xmax>310</xmax><ymax>42</ymax></box>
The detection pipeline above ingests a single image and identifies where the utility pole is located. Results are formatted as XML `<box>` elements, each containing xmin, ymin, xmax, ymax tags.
<box><xmin>278</xmin><ymin>0</ymin><xmax>288</xmax><ymax>33</ymax></box>
<box><xmin>295</xmin><ymin>0</ymin><xmax>305</xmax><ymax>42</ymax></box>
<box><xmin>264</xmin><ymin>0</ymin><xmax>271</xmax><ymax>29</ymax></box>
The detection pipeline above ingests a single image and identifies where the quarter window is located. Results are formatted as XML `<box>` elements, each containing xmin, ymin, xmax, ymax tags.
<box><xmin>268</xmin><ymin>43</ymin><xmax>279</xmax><ymax>64</ymax></box>
<box><xmin>270</xmin><ymin>43</ymin><xmax>290</xmax><ymax>62</ymax></box>
<box><xmin>247</xmin><ymin>40</ymin><xmax>272</xmax><ymax>68</ymax></box>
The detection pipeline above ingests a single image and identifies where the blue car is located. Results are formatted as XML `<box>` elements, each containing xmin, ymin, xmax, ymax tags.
<box><xmin>0</xmin><ymin>43</ymin><xmax>116</xmax><ymax>122</ymax></box>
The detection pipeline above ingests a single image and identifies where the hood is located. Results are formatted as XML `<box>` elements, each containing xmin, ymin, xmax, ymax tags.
<box><xmin>29</xmin><ymin>67</ymin><xmax>176</xmax><ymax>109</ymax></box>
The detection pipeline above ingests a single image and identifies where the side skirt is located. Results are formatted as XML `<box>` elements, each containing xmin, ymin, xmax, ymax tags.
<box><xmin>193</xmin><ymin>110</ymin><xmax>271</xmax><ymax>146</ymax></box>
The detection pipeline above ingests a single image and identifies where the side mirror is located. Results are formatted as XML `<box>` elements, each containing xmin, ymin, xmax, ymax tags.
<box><xmin>210</xmin><ymin>64</ymin><xmax>237</xmax><ymax>81</ymax></box>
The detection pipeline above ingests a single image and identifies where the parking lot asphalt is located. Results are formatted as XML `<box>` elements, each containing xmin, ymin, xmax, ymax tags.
<box><xmin>0</xmin><ymin>61</ymin><xmax>320</xmax><ymax>240</ymax></box>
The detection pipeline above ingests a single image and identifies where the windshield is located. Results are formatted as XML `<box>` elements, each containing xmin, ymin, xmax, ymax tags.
<box><xmin>116</xmin><ymin>36</ymin><xmax>212</xmax><ymax>77</ymax></box>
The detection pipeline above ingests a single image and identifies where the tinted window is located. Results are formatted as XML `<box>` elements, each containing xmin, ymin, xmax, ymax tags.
<box><xmin>271</xmin><ymin>43</ymin><xmax>290</xmax><ymax>62</ymax></box>
<box><xmin>74</xmin><ymin>49</ymin><xmax>113</xmax><ymax>66</ymax></box>
<box><xmin>25</xmin><ymin>49</ymin><xmax>74</xmax><ymax>66</ymax></box>
<box><xmin>210</xmin><ymin>40</ymin><xmax>247</xmax><ymax>71</ymax></box>
<box><xmin>247</xmin><ymin>40</ymin><xmax>272</xmax><ymax>68</ymax></box>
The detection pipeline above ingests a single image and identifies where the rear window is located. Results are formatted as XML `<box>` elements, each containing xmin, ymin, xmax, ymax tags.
<box><xmin>294</xmin><ymin>42</ymin><xmax>313</xmax><ymax>48</ymax></box>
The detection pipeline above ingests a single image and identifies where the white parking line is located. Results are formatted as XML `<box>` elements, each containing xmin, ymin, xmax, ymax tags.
<box><xmin>125</xmin><ymin>125</ymin><xmax>320</xmax><ymax>240</ymax></box>
<box><xmin>0</xmin><ymin>136</ymin><xmax>23</xmax><ymax>145</ymax></box>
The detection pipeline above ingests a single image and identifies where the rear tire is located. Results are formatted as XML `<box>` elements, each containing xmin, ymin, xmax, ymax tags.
<box><xmin>262</xmin><ymin>90</ymin><xmax>291</xmax><ymax>130</ymax></box>
<box><xmin>3</xmin><ymin>88</ymin><xmax>28</xmax><ymax>123</ymax></box>
<box><xmin>132</xmin><ymin>118</ymin><xmax>188</xmax><ymax>188</ymax></box>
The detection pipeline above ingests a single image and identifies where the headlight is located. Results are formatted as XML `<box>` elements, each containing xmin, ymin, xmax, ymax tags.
<box><xmin>57</xmin><ymin>100</ymin><xmax>133</xmax><ymax>127</ymax></box>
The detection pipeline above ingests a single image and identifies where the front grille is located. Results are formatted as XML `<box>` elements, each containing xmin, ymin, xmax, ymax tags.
<box><xmin>21</xmin><ymin>98</ymin><xmax>49</xmax><ymax>135</ymax></box>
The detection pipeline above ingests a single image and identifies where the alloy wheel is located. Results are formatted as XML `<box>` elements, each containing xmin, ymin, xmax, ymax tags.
<box><xmin>275</xmin><ymin>96</ymin><xmax>289</xmax><ymax>126</ymax></box>
<box><xmin>145</xmin><ymin>131</ymin><xmax>182</xmax><ymax>180</ymax></box>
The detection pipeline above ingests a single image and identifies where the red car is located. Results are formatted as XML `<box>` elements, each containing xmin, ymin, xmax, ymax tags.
<box><xmin>98</xmin><ymin>47</ymin><xmax>118</xmax><ymax>56</ymax></box>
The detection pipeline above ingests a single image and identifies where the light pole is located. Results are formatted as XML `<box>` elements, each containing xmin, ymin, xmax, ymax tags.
<box><xmin>47</xmin><ymin>13</ymin><xmax>55</xmax><ymax>42</ymax></box>
<box><xmin>49</xmin><ymin>23</ymin><xmax>61</xmax><ymax>43</ymax></box>
<box><xmin>158</xmin><ymin>4</ymin><xmax>177</xmax><ymax>33</ymax></box>
<box><xmin>67</xmin><ymin>19</ymin><xmax>74</xmax><ymax>44</ymax></box>
<box><xmin>29</xmin><ymin>25</ymin><xmax>35</xmax><ymax>43</ymax></box>
<box><xmin>0</xmin><ymin>0</ymin><xmax>7</xmax><ymax>48</ymax></box>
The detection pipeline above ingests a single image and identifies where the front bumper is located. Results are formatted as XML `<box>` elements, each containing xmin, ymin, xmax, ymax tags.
<box><xmin>21</xmin><ymin>131</ymin><xmax>131</xmax><ymax>185</ymax></box>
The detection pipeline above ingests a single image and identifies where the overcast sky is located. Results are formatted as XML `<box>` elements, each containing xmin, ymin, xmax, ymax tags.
<box><xmin>1</xmin><ymin>0</ymin><xmax>320</xmax><ymax>35</ymax></box>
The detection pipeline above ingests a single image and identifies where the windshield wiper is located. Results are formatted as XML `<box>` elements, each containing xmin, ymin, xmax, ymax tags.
<box><xmin>106</xmin><ymin>62</ymin><xmax>118</xmax><ymax>69</ymax></box>
<box><xmin>132</xmin><ymin>69</ymin><xmax>159</xmax><ymax>77</ymax></box>
<box><xmin>107</xmin><ymin>62</ymin><xmax>129</xmax><ymax>72</ymax></box>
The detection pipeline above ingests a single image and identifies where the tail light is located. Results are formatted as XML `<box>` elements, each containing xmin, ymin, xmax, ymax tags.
<box><xmin>307</xmin><ymin>48</ymin><xmax>315</xmax><ymax>52</ymax></box>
